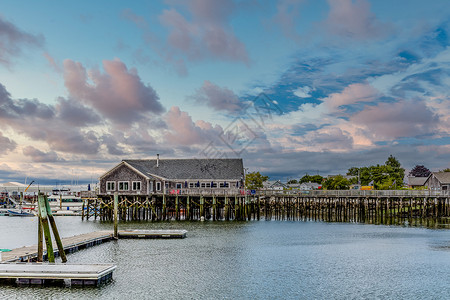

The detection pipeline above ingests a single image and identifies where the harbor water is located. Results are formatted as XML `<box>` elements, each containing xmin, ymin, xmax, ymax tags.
<box><xmin>0</xmin><ymin>217</ymin><xmax>449</xmax><ymax>299</ymax></box>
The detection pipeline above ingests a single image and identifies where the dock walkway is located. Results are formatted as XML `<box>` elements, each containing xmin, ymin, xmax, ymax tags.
<box><xmin>2</xmin><ymin>229</ymin><xmax>187</xmax><ymax>263</ymax></box>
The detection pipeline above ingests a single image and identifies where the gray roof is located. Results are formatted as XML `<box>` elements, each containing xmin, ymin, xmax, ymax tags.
<box><xmin>432</xmin><ymin>172</ymin><xmax>450</xmax><ymax>184</ymax></box>
<box><xmin>123</xmin><ymin>158</ymin><xmax>244</xmax><ymax>181</ymax></box>
<box><xmin>408</xmin><ymin>176</ymin><xmax>428</xmax><ymax>186</ymax></box>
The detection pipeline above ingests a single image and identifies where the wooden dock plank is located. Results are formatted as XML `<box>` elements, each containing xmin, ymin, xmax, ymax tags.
<box><xmin>0</xmin><ymin>263</ymin><xmax>116</xmax><ymax>280</ymax></box>
<box><xmin>2</xmin><ymin>231</ymin><xmax>113</xmax><ymax>263</ymax></box>
<box><xmin>1</xmin><ymin>229</ymin><xmax>187</xmax><ymax>262</ymax></box>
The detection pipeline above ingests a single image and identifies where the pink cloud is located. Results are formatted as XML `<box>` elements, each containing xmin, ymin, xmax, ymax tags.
<box><xmin>159</xmin><ymin>0</ymin><xmax>249</xmax><ymax>64</ymax></box>
<box><xmin>325</xmin><ymin>0</ymin><xmax>391</xmax><ymax>40</ymax></box>
<box><xmin>272</xmin><ymin>0</ymin><xmax>305</xmax><ymax>42</ymax></box>
<box><xmin>323</xmin><ymin>82</ymin><xmax>379</xmax><ymax>112</ymax></box>
<box><xmin>164</xmin><ymin>106</ymin><xmax>222</xmax><ymax>146</ymax></box>
<box><xmin>63</xmin><ymin>59</ymin><xmax>164</xmax><ymax>124</ymax></box>
<box><xmin>190</xmin><ymin>80</ymin><xmax>241</xmax><ymax>112</ymax></box>
<box><xmin>351</xmin><ymin>100</ymin><xmax>439</xmax><ymax>139</ymax></box>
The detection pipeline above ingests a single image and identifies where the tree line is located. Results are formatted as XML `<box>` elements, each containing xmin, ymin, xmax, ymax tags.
<box><xmin>245</xmin><ymin>155</ymin><xmax>448</xmax><ymax>190</ymax></box>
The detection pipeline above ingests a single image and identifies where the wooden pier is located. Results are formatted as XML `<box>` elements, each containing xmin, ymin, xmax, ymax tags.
<box><xmin>87</xmin><ymin>190</ymin><xmax>450</xmax><ymax>226</ymax></box>
<box><xmin>0</xmin><ymin>263</ymin><xmax>116</xmax><ymax>287</ymax></box>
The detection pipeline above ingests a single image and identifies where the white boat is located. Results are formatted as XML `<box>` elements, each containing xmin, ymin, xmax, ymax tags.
<box><xmin>7</xmin><ymin>208</ymin><xmax>35</xmax><ymax>217</ymax></box>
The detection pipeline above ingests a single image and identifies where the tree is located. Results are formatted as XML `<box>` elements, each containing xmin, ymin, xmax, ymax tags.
<box><xmin>409</xmin><ymin>165</ymin><xmax>431</xmax><ymax>177</ymax></box>
<box><xmin>323</xmin><ymin>175</ymin><xmax>351</xmax><ymax>190</ymax></box>
<box><xmin>245</xmin><ymin>171</ymin><xmax>269</xmax><ymax>189</ymax></box>
<box><xmin>287</xmin><ymin>179</ymin><xmax>298</xmax><ymax>184</ymax></box>
<box><xmin>441</xmin><ymin>168</ymin><xmax>450</xmax><ymax>172</ymax></box>
<box><xmin>346</xmin><ymin>155</ymin><xmax>405</xmax><ymax>189</ymax></box>
<box><xmin>299</xmin><ymin>174</ymin><xmax>324</xmax><ymax>184</ymax></box>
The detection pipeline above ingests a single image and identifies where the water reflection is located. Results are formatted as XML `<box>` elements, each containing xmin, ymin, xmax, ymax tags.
<box><xmin>0</xmin><ymin>218</ymin><xmax>449</xmax><ymax>299</ymax></box>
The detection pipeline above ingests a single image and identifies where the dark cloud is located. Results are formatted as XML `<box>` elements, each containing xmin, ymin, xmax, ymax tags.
<box><xmin>22</xmin><ymin>146</ymin><xmax>63</xmax><ymax>163</ymax></box>
<box><xmin>0</xmin><ymin>83</ymin><xmax>102</xmax><ymax>155</ymax></box>
<box><xmin>55</xmin><ymin>97</ymin><xmax>101</xmax><ymax>127</ymax></box>
<box><xmin>0</xmin><ymin>132</ymin><xmax>17</xmax><ymax>155</ymax></box>
<box><xmin>0</xmin><ymin>16</ymin><xmax>44</xmax><ymax>67</ymax></box>
<box><xmin>63</xmin><ymin>59</ymin><xmax>165</xmax><ymax>125</ymax></box>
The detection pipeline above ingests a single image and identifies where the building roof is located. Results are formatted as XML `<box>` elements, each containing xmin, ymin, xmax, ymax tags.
<box><xmin>432</xmin><ymin>172</ymin><xmax>450</xmax><ymax>184</ymax></box>
<box><xmin>120</xmin><ymin>158</ymin><xmax>244</xmax><ymax>181</ymax></box>
<box><xmin>407</xmin><ymin>176</ymin><xmax>428</xmax><ymax>186</ymax></box>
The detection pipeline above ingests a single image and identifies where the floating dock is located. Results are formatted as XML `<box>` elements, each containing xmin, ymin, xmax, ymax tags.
<box><xmin>2</xmin><ymin>229</ymin><xmax>187</xmax><ymax>263</ymax></box>
<box><xmin>118</xmin><ymin>229</ymin><xmax>187</xmax><ymax>239</ymax></box>
<box><xmin>0</xmin><ymin>262</ymin><xmax>116</xmax><ymax>287</ymax></box>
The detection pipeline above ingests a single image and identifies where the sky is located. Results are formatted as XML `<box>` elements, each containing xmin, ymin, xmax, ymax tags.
<box><xmin>0</xmin><ymin>0</ymin><xmax>449</xmax><ymax>185</ymax></box>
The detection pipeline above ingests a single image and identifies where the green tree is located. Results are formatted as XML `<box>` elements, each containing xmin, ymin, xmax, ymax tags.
<box><xmin>245</xmin><ymin>171</ymin><xmax>269</xmax><ymax>189</ymax></box>
<box><xmin>347</xmin><ymin>155</ymin><xmax>405</xmax><ymax>189</ymax></box>
<box><xmin>441</xmin><ymin>168</ymin><xmax>450</xmax><ymax>172</ymax></box>
<box><xmin>323</xmin><ymin>175</ymin><xmax>351</xmax><ymax>190</ymax></box>
<box><xmin>287</xmin><ymin>179</ymin><xmax>298</xmax><ymax>184</ymax></box>
<box><xmin>299</xmin><ymin>174</ymin><xmax>324</xmax><ymax>184</ymax></box>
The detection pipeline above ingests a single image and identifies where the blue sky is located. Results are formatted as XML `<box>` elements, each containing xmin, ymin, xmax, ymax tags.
<box><xmin>0</xmin><ymin>0</ymin><xmax>449</xmax><ymax>185</ymax></box>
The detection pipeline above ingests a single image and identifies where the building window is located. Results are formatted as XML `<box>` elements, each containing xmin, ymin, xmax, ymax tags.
<box><xmin>189</xmin><ymin>182</ymin><xmax>195</xmax><ymax>188</ymax></box>
<box><xmin>118</xmin><ymin>181</ymin><xmax>129</xmax><ymax>191</ymax></box>
<box><xmin>219</xmin><ymin>182</ymin><xmax>229</xmax><ymax>188</ymax></box>
<box><xmin>106</xmin><ymin>181</ymin><xmax>115</xmax><ymax>191</ymax></box>
<box><xmin>132</xmin><ymin>181</ymin><xmax>141</xmax><ymax>191</ymax></box>
<box><xmin>156</xmin><ymin>182</ymin><xmax>161</xmax><ymax>191</ymax></box>
<box><xmin>176</xmin><ymin>183</ymin><xmax>182</xmax><ymax>189</ymax></box>
<box><xmin>212</xmin><ymin>182</ymin><xmax>217</xmax><ymax>188</ymax></box>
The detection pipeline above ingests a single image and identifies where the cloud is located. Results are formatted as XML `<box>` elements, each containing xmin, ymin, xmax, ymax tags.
<box><xmin>159</xmin><ymin>0</ymin><xmax>249</xmax><ymax>64</ymax></box>
<box><xmin>0</xmin><ymin>16</ymin><xmax>44</xmax><ymax>67</ymax></box>
<box><xmin>164</xmin><ymin>106</ymin><xmax>223</xmax><ymax>146</ymax></box>
<box><xmin>190</xmin><ymin>80</ymin><xmax>242</xmax><ymax>112</ymax></box>
<box><xmin>54</xmin><ymin>97</ymin><xmax>101</xmax><ymax>127</ymax></box>
<box><xmin>0</xmin><ymin>132</ymin><xmax>17</xmax><ymax>155</ymax></box>
<box><xmin>272</xmin><ymin>0</ymin><xmax>305</xmax><ymax>42</ymax></box>
<box><xmin>43</xmin><ymin>52</ymin><xmax>62</xmax><ymax>73</ymax></box>
<box><xmin>351</xmin><ymin>99</ymin><xmax>439</xmax><ymax>140</ymax></box>
<box><xmin>321</xmin><ymin>82</ymin><xmax>379</xmax><ymax>112</ymax></box>
<box><xmin>63</xmin><ymin>58</ymin><xmax>164</xmax><ymax>124</ymax></box>
<box><xmin>0</xmin><ymin>83</ymin><xmax>102</xmax><ymax>155</ymax></box>
<box><xmin>325</xmin><ymin>0</ymin><xmax>391</xmax><ymax>40</ymax></box>
<box><xmin>22</xmin><ymin>146</ymin><xmax>63</xmax><ymax>163</ymax></box>
<box><xmin>293</xmin><ymin>86</ymin><xmax>313</xmax><ymax>98</ymax></box>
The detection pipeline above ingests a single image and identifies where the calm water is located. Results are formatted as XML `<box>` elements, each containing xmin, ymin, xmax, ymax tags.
<box><xmin>1</xmin><ymin>217</ymin><xmax>450</xmax><ymax>299</ymax></box>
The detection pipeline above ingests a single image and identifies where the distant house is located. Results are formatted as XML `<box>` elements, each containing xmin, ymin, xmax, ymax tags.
<box><xmin>407</xmin><ymin>177</ymin><xmax>428</xmax><ymax>189</ymax></box>
<box><xmin>263</xmin><ymin>180</ymin><xmax>287</xmax><ymax>191</ymax></box>
<box><xmin>299</xmin><ymin>182</ymin><xmax>321</xmax><ymax>190</ymax></box>
<box><xmin>424</xmin><ymin>172</ymin><xmax>450</xmax><ymax>191</ymax></box>
<box><xmin>99</xmin><ymin>156</ymin><xmax>244</xmax><ymax>195</ymax></box>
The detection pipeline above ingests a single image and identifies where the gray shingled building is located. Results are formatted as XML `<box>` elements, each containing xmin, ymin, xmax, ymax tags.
<box><xmin>99</xmin><ymin>156</ymin><xmax>244</xmax><ymax>195</ymax></box>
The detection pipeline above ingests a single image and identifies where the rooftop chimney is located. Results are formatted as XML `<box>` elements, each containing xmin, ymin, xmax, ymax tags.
<box><xmin>156</xmin><ymin>154</ymin><xmax>160</xmax><ymax>167</ymax></box>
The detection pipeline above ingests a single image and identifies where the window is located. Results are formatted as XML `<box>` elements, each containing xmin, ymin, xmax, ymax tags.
<box><xmin>219</xmin><ymin>182</ymin><xmax>229</xmax><ymax>188</ymax></box>
<box><xmin>156</xmin><ymin>182</ymin><xmax>161</xmax><ymax>191</ymax></box>
<box><xmin>176</xmin><ymin>183</ymin><xmax>182</xmax><ymax>189</ymax></box>
<box><xmin>205</xmin><ymin>182</ymin><xmax>211</xmax><ymax>188</ymax></box>
<box><xmin>118</xmin><ymin>181</ymin><xmax>129</xmax><ymax>191</ymax></box>
<box><xmin>189</xmin><ymin>182</ymin><xmax>195</xmax><ymax>188</ymax></box>
<box><xmin>106</xmin><ymin>181</ymin><xmax>115</xmax><ymax>191</ymax></box>
<box><xmin>212</xmin><ymin>182</ymin><xmax>217</xmax><ymax>188</ymax></box>
<box><xmin>132</xmin><ymin>181</ymin><xmax>141</xmax><ymax>191</ymax></box>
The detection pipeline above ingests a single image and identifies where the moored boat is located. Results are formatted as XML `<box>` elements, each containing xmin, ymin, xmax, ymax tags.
<box><xmin>7</xmin><ymin>209</ymin><xmax>35</xmax><ymax>217</ymax></box>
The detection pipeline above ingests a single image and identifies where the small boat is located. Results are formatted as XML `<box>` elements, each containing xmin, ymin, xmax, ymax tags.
<box><xmin>7</xmin><ymin>209</ymin><xmax>35</xmax><ymax>217</ymax></box>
